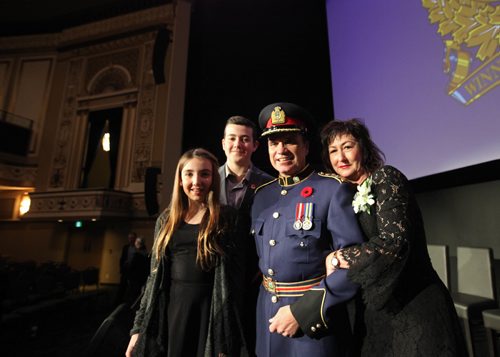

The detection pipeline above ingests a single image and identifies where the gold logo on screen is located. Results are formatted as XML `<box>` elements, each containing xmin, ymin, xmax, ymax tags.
<box><xmin>422</xmin><ymin>0</ymin><xmax>499</xmax><ymax>105</ymax></box>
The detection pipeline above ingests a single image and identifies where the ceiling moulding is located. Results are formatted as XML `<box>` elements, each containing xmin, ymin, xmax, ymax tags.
<box><xmin>59</xmin><ymin>4</ymin><xmax>174</xmax><ymax>48</ymax></box>
<box><xmin>0</xmin><ymin>4</ymin><xmax>174</xmax><ymax>52</ymax></box>
<box><xmin>0</xmin><ymin>33</ymin><xmax>60</xmax><ymax>52</ymax></box>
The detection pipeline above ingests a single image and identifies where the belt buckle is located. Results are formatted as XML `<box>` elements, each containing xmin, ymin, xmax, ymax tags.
<box><xmin>264</xmin><ymin>276</ymin><xmax>277</xmax><ymax>294</ymax></box>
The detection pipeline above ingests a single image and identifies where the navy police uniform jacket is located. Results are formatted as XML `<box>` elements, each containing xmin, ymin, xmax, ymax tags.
<box><xmin>251</xmin><ymin>165</ymin><xmax>364</xmax><ymax>357</ymax></box>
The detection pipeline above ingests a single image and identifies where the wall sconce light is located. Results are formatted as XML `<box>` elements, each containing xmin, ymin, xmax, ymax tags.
<box><xmin>19</xmin><ymin>193</ymin><xmax>31</xmax><ymax>216</ymax></box>
<box><xmin>102</xmin><ymin>119</ymin><xmax>110</xmax><ymax>152</ymax></box>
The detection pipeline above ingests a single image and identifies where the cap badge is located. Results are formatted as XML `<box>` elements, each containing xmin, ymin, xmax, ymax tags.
<box><xmin>271</xmin><ymin>106</ymin><xmax>286</xmax><ymax>124</ymax></box>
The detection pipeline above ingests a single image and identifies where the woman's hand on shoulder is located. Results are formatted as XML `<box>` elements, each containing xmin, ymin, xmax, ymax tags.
<box><xmin>125</xmin><ymin>333</ymin><xmax>139</xmax><ymax>357</ymax></box>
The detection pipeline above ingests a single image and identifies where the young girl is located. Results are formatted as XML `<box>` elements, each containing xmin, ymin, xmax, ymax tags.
<box><xmin>126</xmin><ymin>148</ymin><xmax>248</xmax><ymax>357</ymax></box>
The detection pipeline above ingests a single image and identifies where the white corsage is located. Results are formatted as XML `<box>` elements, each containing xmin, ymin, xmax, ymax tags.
<box><xmin>352</xmin><ymin>177</ymin><xmax>375</xmax><ymax>214</ymax></box>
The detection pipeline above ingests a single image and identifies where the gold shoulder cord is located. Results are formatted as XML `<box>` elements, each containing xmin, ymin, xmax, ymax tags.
<box><xmin>254</xmin><ymin>178</ymin><xmax>278</xmax><ymax>194</ymax></box>
<box><xmin>317</xmin><ymin>172</ymin><xmax>344</xmax><ymax>183</ymax></box>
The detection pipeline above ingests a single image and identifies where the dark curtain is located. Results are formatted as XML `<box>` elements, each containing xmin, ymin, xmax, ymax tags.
<box><xmin>81</xmin><ymin>117</ymin><xmax>106</xmax><ymax>188</ymax></box>
<box><xmin>108</xmin><ymin>117</ymin><xmax>122</xmax><ymax>188</ymax></box>
<box><xmin>182</xmin><ymin>0</ymin><xmax>333</xmax><ymax>172</ymax></box>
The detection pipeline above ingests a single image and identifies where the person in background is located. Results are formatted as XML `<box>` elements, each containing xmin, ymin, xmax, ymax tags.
<box><xmin>125</xmin><ymin>148</ymin><xmax>248</xmax><ymax>357</ymax></box>
<box><xmin>219</xmin><ymin>115</ymin><xmax>273</xmax><ymax>355</ymax></box>
<box><xmin>251</xmin><ymin>102</ymin><xmax>365</xmax><ymax>357</ymax></box>
<box><xmin>321</xmin><ymin>118</ymin><xmax>466</xmax><ymax>356</ymax></box>
<box><xmin>124</xmin><ymin>237</ymin><xmax>150</xmax><ymax>306</ymax></box>
<box><xmin>115</xmin><ymin>232</ymin><xmax>137</xmax><ymax>305</ymax></box>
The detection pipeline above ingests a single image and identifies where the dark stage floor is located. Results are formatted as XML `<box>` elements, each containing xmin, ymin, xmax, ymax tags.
<box><xmin>1</xmin><ymin>286</ymin><xmax>129</xmax><ymax>357</ymax></box>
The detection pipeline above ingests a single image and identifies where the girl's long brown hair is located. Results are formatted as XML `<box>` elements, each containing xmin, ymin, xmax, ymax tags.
<box><xmin>153</xmin><ymin>148</ymin><xmax>223</xmax><ymax>270</ymax></box>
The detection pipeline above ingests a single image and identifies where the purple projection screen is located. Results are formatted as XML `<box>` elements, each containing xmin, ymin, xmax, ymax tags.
<box><xmin>326</xmin><ymin>0</ymin><xmax>499</xmax><ymax>179</ymax></box>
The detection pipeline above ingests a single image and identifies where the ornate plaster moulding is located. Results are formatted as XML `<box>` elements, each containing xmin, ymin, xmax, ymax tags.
<box><xmin>0</xmin><ymin>4</ymin><xmax>174</xmax><ymax>52</ymax></box>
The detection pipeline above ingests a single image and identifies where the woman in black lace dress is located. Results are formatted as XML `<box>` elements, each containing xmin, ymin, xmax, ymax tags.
<box><xmin>320</xmin><ymin>119</ymin><xmax>466</xmax><ymax>356</ymax></box>
<box><xmin>125</xmin><ymin>148</ymin><xmax>248</xmax><ymax>357</ymax></box>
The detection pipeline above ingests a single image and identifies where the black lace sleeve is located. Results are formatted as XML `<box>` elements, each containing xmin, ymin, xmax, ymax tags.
<box><xmin>130</xmin><ymin>211</ymin><xmax>167</xmax><ymax>335</ymax></box>
<box><xmin>206</xmin><ymin>206</ymin><xmax>249</xmax><ymax>356</ymax></box>
<box><xmin>341</xmin><ymin>166</ymin><xmax>412</xmax><ymax>310</ymax></box>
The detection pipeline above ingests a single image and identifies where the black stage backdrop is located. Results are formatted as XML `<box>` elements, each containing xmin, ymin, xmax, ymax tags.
<box><xmin>182</xmin><ymin>0</ymin><xmax>333</xmax><ymax>174</ymax></box>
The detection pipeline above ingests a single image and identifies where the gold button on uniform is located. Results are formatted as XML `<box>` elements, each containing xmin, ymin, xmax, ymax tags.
<box><xmin>269</xmin><ymin>239</ymin><xmax>276</xmax><ymax>246</ymax></box>
<box><xmin>310</xmin><ymin>326</ymin><xmax>317</xmax><ymax>332</ymax></box>
<box><xmin>271</xmin><ymin>295</ymin><xmax>278</xmax><ymax>303</ymax></box>
<box><xmin>268</xmin><ymin>268</ymin><xmax>274</xmax><ymax>276</ymax></box>
<box><xmin>316</xmin><ymin>323</ymin><xmax>322</xmax><ymax>328</ymax></box>
<box><xmin>273</xmin><ymin>212</ymin><xmax>280</xmax><ymax>219</ymax></box>
<box><xmin>281</xmin><ymin>189</ymin><xmax>287</xmax><ymax>196</ymax></box>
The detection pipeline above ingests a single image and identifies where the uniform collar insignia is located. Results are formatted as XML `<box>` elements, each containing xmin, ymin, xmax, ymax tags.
<box><xmin>278</xmin><ymin>164</ymin><xmax>314</xmax><ymax>187</ymax></box>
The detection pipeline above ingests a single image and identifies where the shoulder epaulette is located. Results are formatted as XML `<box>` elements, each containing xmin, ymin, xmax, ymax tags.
<box><xmin>255</xmin><ymin>178</ymin><xmax>278</xmax><ymax>193</ymax></box>
<box><xmin>317</xmin><ymin>172</ymin><xmax>345</xmax><ymax>183</ymax></box>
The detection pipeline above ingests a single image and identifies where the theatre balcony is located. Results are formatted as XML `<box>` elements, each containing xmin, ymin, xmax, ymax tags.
<box><xmin>20</xmin><ymin>189</ymin><xmax>135</xmax><ymax>221</ymax></box>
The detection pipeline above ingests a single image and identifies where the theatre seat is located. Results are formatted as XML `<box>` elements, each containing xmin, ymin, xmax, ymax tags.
<box><xmin>427</xmin><ymin>244</ymin><xmax>450</xmax><ymax>288</ymax></box>
<box><xmin>84</xmin><ymin>303</ymin><xmax>134</xmax><ymax>357</ymax></box>
<box><xmin>483</xmin><ymin>309</ymin><xmax>500</xmax><ymax>357</ymax></box>
<box><xmin>452</xmin><ymin>246</ymin><xmax>497</xmax><ymax>357</ymax></box>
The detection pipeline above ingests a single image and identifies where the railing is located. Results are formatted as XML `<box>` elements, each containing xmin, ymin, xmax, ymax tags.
<box><xmin>22</xmin><ymin>189</ymin><xmax>135</xmax><ymax>220</ymax></box>
<box><xmin>0</xmin><ymin>110</ymin><xmax>33</xmax><ymax>129</ymax></box>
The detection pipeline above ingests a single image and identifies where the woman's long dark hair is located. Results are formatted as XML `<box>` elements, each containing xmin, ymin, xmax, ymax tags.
<box><xmin>320</xmin><ymin>118</ymin><xmax>385</xmax><ymax>175</ymax></box>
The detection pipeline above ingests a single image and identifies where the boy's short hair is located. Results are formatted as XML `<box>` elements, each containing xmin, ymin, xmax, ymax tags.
<box><xmin>224</xmin><ymin>116</ymin><xmax>259</xmax><ymax>141</ymax></box>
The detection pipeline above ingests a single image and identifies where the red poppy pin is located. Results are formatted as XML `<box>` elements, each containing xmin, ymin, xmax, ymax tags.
<box><xmin>301</xmin><ymin>186</ymin><xmax>313</xmax><ymax>198</ymax></box>
<box><xmin>250</xmin><ymin>184</ymin><xmax>256</xmax><ymax>190</ymax></box>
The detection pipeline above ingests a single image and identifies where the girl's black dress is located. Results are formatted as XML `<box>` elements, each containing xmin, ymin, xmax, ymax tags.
<box><xmin>130</xmin><ymin>206</ymin><xmax>248</xmax><ymax>357</ymax></box>
<box><xmin>342</xmin><ymin>166</ymin><xmax>467</xmax><ymax>357</ymax></box>
<box><xmin>166</xmin><ymin>223</ymin><xmax>214</xmax><ymax>357</ymax></box>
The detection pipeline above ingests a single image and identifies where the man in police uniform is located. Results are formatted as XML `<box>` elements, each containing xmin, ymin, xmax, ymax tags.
<box><xmin>251</xmin><ymin>102</ymin><xmax>364</xmax><ymax>356</ymax></box>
